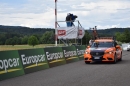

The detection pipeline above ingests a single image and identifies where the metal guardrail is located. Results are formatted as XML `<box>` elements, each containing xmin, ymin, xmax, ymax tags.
<box><xmin>57</xmin><ymin>20</ymin><xmax>82</xmax><ymax>27</ymax></box>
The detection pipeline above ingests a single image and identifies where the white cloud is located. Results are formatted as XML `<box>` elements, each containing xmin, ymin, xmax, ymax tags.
<box><xmin>97</xmin><ymin>23</ymin><xmax>121</xmax><ymax>29</ymax></box>
<box><xmin>0</xmin><ymin>0</ymin><xmax>130</xmax><ymax>29</ymax></box>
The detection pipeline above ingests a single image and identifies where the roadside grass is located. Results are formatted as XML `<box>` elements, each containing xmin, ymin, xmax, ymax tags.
<box><xmin>0</xmin><ymin>44</ymin><xmax>64</xmax><ymax>51</ymax></box>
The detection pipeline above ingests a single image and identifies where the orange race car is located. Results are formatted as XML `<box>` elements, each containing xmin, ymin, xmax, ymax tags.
<box><xmin>84</xmin><ymin>37</ymin><xmax>122</xmax><ymax>64</ymax></box>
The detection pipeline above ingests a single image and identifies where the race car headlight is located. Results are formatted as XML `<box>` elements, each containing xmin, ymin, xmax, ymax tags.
<box><xmin>109</xmin><ymin>51</ymin><xmax>112</xmax><ymax>54</ymax></box>
<box><xmin>105</xmin><ymin>51</ymin><xmax>113</xmax><ymax>54</ymax></box>
<box><xmin>85</xmin><ymin>51</ymin><xmax>90</xmax><ymax>54</ymax></box>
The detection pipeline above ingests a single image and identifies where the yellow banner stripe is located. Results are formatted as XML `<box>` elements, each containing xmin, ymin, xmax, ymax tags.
<box><xmin>8</xmin><ymin>69</ymin><xmax>22</xmax><ymax>72</ymax></box>
<box><xmin>25</xmin><ymin>63</ymin><xmax>47</xmax><ymax>69</ymax></box>
<box><xmin>79</xmin><ymin>55</ymin><xmax>83</xmax><ymax>57</ymax></box>
<box><xmin>0</xmin><ymin>68</ymin><xmax>21</xmax><ymax>74</ymax></box>
<box><xmin>66</xmin><ymin>57</ymin><xmax>78</xmax><ymax>60</ymax></box>
<box><xmin>49</xmin><ymin>59</ymin><xmax>64</xmax><ymax>64</ymax></box>
<box><xmin>0</xmin><ymin>71</ymin><xmax>6</xmax><ymax>74</ymax></box>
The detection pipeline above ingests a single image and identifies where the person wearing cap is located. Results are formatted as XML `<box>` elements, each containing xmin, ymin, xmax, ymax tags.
<box><xmin>65</xmin><ymin>13</ymin><xmax>72</xmax><ymax>27</ymax></box>
<box><xmin>70</xmin><ymin>14</ymin><xmax>78</xmax><ymax>26</ymax></box>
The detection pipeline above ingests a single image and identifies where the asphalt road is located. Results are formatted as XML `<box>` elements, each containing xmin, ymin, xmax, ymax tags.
<box><xmin>0</xmin><ymin>51</ymin><xmax>130</xmax><ymax>86</ymax></box>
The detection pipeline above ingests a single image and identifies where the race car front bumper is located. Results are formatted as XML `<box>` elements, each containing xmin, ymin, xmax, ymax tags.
<box><xmin>84</xmin><ymin>53</ymin><xmax>115</xmax><ymax>62</ymax></box>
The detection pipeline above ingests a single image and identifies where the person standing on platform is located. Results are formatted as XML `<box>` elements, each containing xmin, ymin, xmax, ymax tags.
<box><xmin>70</xmin><ymin>14</ymin><xmax>78</xmax><ymax>26</ymax></box>
<box><xmin>66</xmin><ymin>13</ymin><xmax>72</xmax><ymax>27</ymax></box>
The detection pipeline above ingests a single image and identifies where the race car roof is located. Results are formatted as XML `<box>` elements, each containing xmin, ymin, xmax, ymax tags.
<box><xmin>95</xmin><ymin>39</ymin><xmax>114</xmax><ymax>42</ymax></box>
<box><xmin>94</xmin><ymin>37</ymin><xmax>115</xmax><ymax>42</ymax></box>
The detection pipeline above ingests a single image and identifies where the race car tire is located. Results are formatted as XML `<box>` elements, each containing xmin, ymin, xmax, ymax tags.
<box><xmin>118</xmin><ymin>53</ymin><xmax>122</xmax><ymax>61</ymax></box>
<box><xmin>112</xmin><ymin>54</ymin><xmax>117</xmax><ymax>64</ymax></box>
<box><xmin>85</xmin><ymin>61</ymin><xmax>90</xmax><ymax>64</ymax></box>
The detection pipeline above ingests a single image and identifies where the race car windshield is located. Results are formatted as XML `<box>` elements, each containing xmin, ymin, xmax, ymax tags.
<box><xmin>91</xmin><ymin>42</ymin><xmax>114</xmax><ymax>48</ymax></box>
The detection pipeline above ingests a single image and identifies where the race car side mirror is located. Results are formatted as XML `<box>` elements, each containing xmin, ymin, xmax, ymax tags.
<box><xmin>87</xmin><ymin>46</ymin><xmax>90</xmax><ymax>48</ymax></box>
<box><xmin>116</xmin><ymin>45</ymin><xmax>120</xmax><ymax>48</ymax></box>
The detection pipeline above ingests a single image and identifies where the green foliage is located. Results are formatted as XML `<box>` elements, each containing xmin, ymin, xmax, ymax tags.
<box><xmin>123</xmin><ymin>29</ymin><xmax>130</xmax><ymax>42</ymax></box>
<box><xmin>0</xmin><ymin>25</ymin><xmax>54</xmax><ymax>35</ymax></box>
<box><xmin>40</xmin><ymin>31</ymin><xmax>55</xmax><ymax>44</ymax></box>
<box><xmin>115</xmin><ymin>29</ymin><xmax>130</xmax><ymax>43</ymax></box>
<box><xmin>5</xmin><ymin>38</ymin><xmax>15</xmax><ymax>46</ymax></box>
<box><xmin>28</xmin><ymin>35</ymin><xmax>39</xmax><ymax>47</ymax></box>
<box><xmin>0</xmin><ymin>34</ymin><xmax>6</xmax><ymax>45</ymax></box>
<box><xmin>1</xmin><ymin>25</ymin><xmax>130</xmax><ymax>45</ymax></box>
<box><xmin>87</xmin><ymin>28</ymin><xmax>125</xmax><ymax>36</ymax></box>
<box><xmin>115</xmin><ymin>32</ymin><xmax>123</xmax><ymax>41</ymax></box>
<box><xmin>13</xmin><ymin>36</ymin><xmax>21</xmax><ymax>45</ymax></box>
<box><xmin>82</xmin><ymin>31</ymin><xmax>91</xmax><ymax>45</ymax></box>
<box><xmin>5</xmin><ymin>36</ymin><xmax>22</xmax><ymax>46</ymax></box>
<box><xmin>32</xmin><ymin>34</ymin><xmax>43</xmax><ymax>44</ymax></box>
<box><xmin>21</xmin><ymin>36</ymin><xmax>28</xmax><ymax>44</ymax></box>
<box><xmin>0</xmin><ymin>25</ymin><xmax>55</xmax><ymax>45</ymax></box>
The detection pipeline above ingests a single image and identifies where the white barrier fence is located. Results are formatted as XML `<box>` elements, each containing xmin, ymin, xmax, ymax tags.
<box><xmin>121</xmin><ymin>43</ymin><xmax>129</xmax><ymax>51</ymax></box>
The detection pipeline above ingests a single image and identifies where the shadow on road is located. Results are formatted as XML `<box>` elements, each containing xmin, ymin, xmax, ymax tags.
<box><xmin>86</xmin><ymin>59</ymin><xmax>130</xmax><ymax>65</ymax></box>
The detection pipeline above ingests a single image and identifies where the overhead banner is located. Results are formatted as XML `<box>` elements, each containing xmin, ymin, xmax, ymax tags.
<box><xmin>75</xmin><ymin>45</ymin><xmax>86</xmax><ymax>60</ymax></box>
<box><xmin>0</xmin><ymin>50</ymin><xmax>24</xmax><ymax>81</ymax></box>
<box><xmin>57</xmin><ymin>26</ymin><xmax>85</xmax><ymax>39</ymax></box>
<box><xmin>18</xmin><ymin>48</ymin><xmax>49</xmax><ymax>74</ymax></box>
<box><xmin>44</xmin><ymin>47</ymin><xmax>66</xmax><ymax>68</ymax></box>
<box><xmin>62</xmin><ymin>46</ymin><xmax>79</xmax><ymax>63</ymax></box>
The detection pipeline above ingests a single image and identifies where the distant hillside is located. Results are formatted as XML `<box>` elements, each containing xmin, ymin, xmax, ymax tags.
<box><xmin>87</xmin><ymin>28</ymin><xmax>128</xmax><ymax>36</ymax></box>
<box><xmin>0</xmin><ymin>25</ymin><xmax>129</xmax><ymax>45</ymax></box>
<box><xmin>0</xmin><ymin>25</ymin><xmax>129</xmax><ymax>36</ymax></box>
<box><xmin>0</xmin><ymin>25</ymin><xmax>54</xmax><ymax>35</ymax></box>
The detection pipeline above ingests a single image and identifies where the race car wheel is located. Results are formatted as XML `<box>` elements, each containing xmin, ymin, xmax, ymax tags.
<box><xmin>85</xmin><ymin>61</ymin><xmax>90</xmax><ymax>64</ymax></box>
<box><xmin>118</xmin><ymin>53</ymin><xmax>122</xmax><ymax>61</ymax></box>
<box><xmin>112</xmin><ymin>54</ymin><xmax>117</xmax><ymax>64</ymax></box>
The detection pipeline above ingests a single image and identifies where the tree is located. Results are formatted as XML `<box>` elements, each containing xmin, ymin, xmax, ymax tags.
<box><xmin>115</xmin><ymin>32</ymin><xmax>123</xmax><ymax>42</ymax></box>
<box><xmin>123</xmin><ymin>29</ymin><xmax>130</xmax><ymax>43</ymax></box>
<box><xmin>21</xmin><ymin>36</ymin><xmax>28</xmax><ymax>44</ymax></box>
<box><xmin>115</xmin><ymin>29</ymin><xmax>130</xmax><ymax>43</ymax></box>
<box><xmin>0</xmin><ymin>34</ymin><xmax>6</xmax><ymax>45</ymax></box>
<box><xmin>5</xmin><ymin>39</ymin><xmax>11</xmax><ymax>45</ymax></box>
<box><xmin>5</xmin><ymin>38</ymin><xmax>15</xmax><ymax>46</ymax></box>
<box><xmin>13</xmin><ymin>36</ymin><xmax>21</xmax><ymax>45</ymax></box>
<box><xmin>40</xmin><ymin>31</ymin><xmax>55</xmax><ymax>44</ymax></box>
<box><xmin>82</xmin><ymin>30</ymin><xmax>91</xmax><ymax>45</ymax></box>
<box><xmin>28</xmin><ymin>35</ymin><xmax>39</xmax><ymax>47</ymax></box>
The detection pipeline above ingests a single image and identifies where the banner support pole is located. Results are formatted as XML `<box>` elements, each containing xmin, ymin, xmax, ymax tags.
<box><xmin>55</xmin><ymin>0</ymin><xmax>58</xmax><ymax>46</ymax></box>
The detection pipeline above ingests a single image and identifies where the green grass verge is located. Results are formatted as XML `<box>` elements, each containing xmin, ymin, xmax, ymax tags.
<box><xmin>0</xmin><ymin>44</ymin><xmax>64</xmax><ymax>51</ymax></box>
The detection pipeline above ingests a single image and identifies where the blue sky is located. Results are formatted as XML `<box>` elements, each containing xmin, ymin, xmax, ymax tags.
<box><xmin>0</xmin><ymin>0</ymin><xmax>130</xmax><ymax>29</ymax></box>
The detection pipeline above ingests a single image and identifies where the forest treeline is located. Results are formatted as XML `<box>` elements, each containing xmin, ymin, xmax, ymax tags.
<box><xmin>0</xmin><ymin>25</ymin><xmax>130</xmax><ymax>45</ymax></box>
